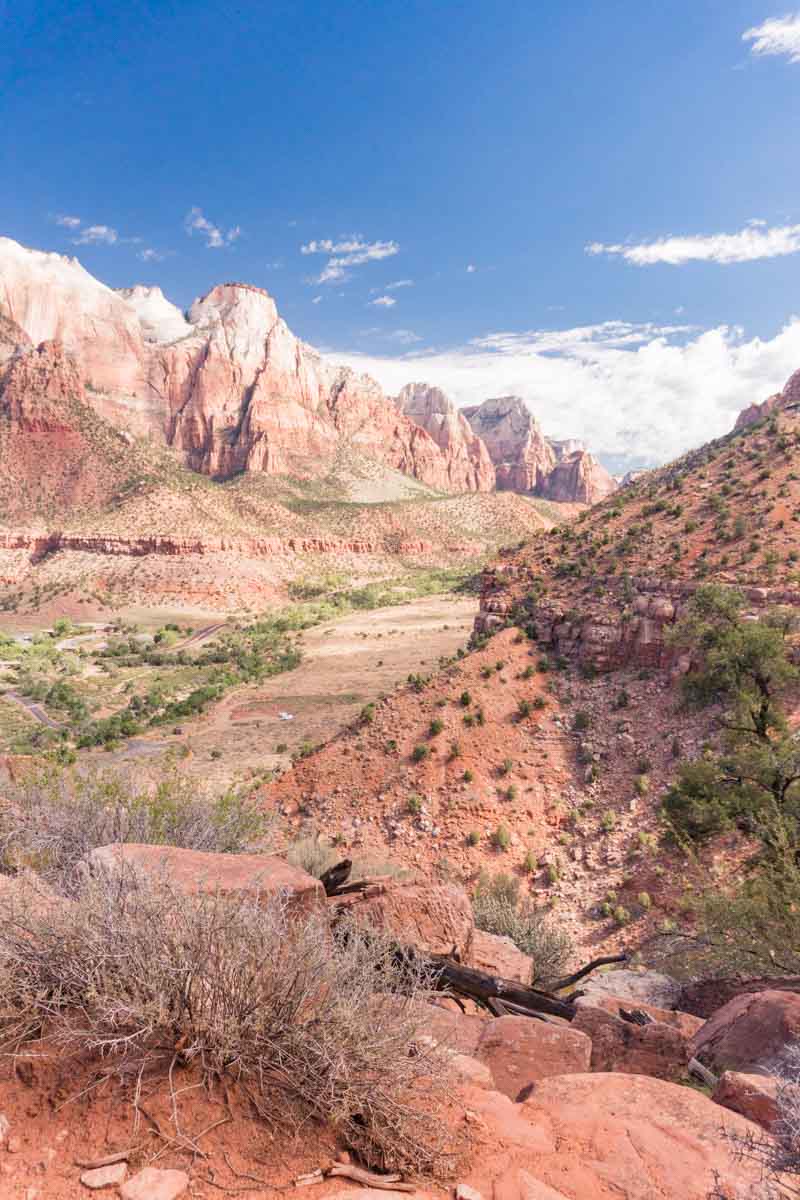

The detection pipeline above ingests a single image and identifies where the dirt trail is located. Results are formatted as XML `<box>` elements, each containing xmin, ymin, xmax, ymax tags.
<box><xmin>5</xmin><ymin>690</ymin><xmax>61</xmax><ymax>728</ymax></box>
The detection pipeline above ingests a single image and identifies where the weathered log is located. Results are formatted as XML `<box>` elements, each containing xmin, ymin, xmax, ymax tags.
<box><xmin>319</xmin><ymin>859</ymin><xmax>352</xmax><ymax>896</ymax></box>
<box><xmin>619</xmin><ymin>1007</ymin><xmax>654</xmax><ymax>1026</ymax></box>
<box><xmin>426</xmin><ymin>955</ymin><xmax>578</xmax><ymax>1022</ymax></box>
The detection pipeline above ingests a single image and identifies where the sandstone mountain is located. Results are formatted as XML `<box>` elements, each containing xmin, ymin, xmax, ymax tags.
<box><xmin>0</xmin><ymin>237</ymin><xmax>613</xmax><ymax>508</ymax></box>
<box><xmin>395</xmin><ymin>382</ymin><xmax>496</xmax><ymax>492</ymax></box>
<box><xmin>463</xmin><ymin>395</ymin><xmax>617</xmax><ymax>503</ymax></box>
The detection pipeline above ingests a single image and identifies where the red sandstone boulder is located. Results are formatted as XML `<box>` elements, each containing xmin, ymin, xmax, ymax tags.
<box><xmin>86</xmin><ymin>844</ymin><xmax>324</xmax><ymax>915</ymax></box>
<box><xmin>574</xmin><ymin>992</ymin><xmax>704</xmax><ymax>1038</ymax></box>
<box><xmin>341</xmin><ymin>881</ymin><xmax>474</xmax><ymax>958</ymax></box>
<box><xmin>571</xmin><ymin>1006</ymin><xmax>689</xmax><ymax>1081</ymax></box>
<box><xmin>691</xmin><ymin>989</ymin><xmax>800</xmax><ymax>1074</ymax></box>
<box><xmin>713</xmin><ymin>1070</ymin><xmax>779</xmax><ymax>1131</ymax></box>
<box><xmin>475</xmin><ymin>1015</ymin><xmax>592</xmax><ymax>1099</ymax></box>
<box><xmin>469</xmin><ymin>929</ymin><xmax>533</xmax><ymax>984</ymax></box>
<box><xmin>460</xmin><ymin>1072</ymin><xmax>773</xmax><ymax>1200</ymax></box>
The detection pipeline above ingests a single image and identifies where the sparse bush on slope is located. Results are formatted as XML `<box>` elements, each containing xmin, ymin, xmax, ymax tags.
<box><xmin>0</xmin><ymin>763</ymin><xmax>267</xmax><ymax>894</ymax></box>
<box><xmin>0</xmin><ymin>871</ymin><xmax>454</xmax><ymax>1175</ymax></box>
<box><xmin>472</xmin><ymin>872</ymin><xmax>572</xmax><ymax>988</ymax></box>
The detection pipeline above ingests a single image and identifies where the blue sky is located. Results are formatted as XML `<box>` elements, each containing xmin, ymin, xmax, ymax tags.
<box><xmin>2</xmin><ymin>1</ymin><xmax>800</xmax><ymax>470</ymax></box>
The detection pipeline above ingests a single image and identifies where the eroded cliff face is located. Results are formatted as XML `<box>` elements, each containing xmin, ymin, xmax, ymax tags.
<box><xmin>734</xmin><ymin>368</ymin><xmax>800</xmax><ymax>431</ymax></box>
<box><xmin>462</xmin><ymin>395</ymin><xmax>617</xmax><ymax>503</ymax></box>
<box><xmin>395</xmin><ymin>383</ymin><xmax>496</xmax><ymax>492</ymax></box>
<box><xmin>462</xmin><ymin>396</ymin><xmax>556</xmax><ymax>492</ymax></box>
<box><xmin>0</xmin><ymin>242</ymin><xmax>480</xmax><ymax>493</ymax></box>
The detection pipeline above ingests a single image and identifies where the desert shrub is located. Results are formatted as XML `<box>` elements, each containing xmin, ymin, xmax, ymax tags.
<box><xmin>0</xmin><ymin>873</ymin><xmax>453</xmax><ymax>1175</ymax></box>
<box><xmin>411</xmin><ymin>744</ymin><xmax>429</xmax><ymax>762</ymax></box>
<box><xmin>573</xmin><ymin>710</ymin><xmax>590</xmax><ymax>732</ymax></box>
<box><xmin>0</xmin><ymin>764</ymin><xmax>266</xmax><ymax>895</ymax></box>
<box><xmin>517</xmin><ymin>700</ymin><xmax>532</xmax><ymax>719</ymax></box>
<box><xmin>429</xmin><ymin>718</ymin><xmax>444</xmax><ymax>737</ymax></box>
<box><xmin>472</xmin><ymin>873</ymin><xmax>572</xmax><ymax>987</ymax></box>
<box><xmin>491</xmin><ymin>824</ymin><xmax>511</xmax><ymax>851</ymax></box>
<box><xmin>285</xmin><ymin>834</ymin><xmax>340</xmax><ymax>879</ymax></box>
<box><xmin>459</xmin><ymin>691</ymin><xmax>471</xmax><ymax>707</ymax></box>
<box><xmin>463</xmin><ymin>768</ymin><xmax>474</xmax><ymax>783</ymax></box>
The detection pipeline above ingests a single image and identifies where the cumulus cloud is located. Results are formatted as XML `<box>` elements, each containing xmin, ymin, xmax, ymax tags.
<box><xmin>743</xmin><ymin>13</ymin><xmax>800</xmax><ymax>63</ymax></box>
<box><xmin>587</xmin><ymin>222</ymin><xmax>800</xmax><ymax>266</ymax></box>
<box><xmin>369</xmin><ymin>295</ymin><xmax>396</xmax><ymax>308</ymax></box>
<box><xmin>55</xmin><ymin>214</ymin><xmax>81</xmax><ymax>228</ymax></box>
<box><xmin>311</xmin><ymin>295</ymin><xmax>323</xmax><ymax>305</ymax></box>
<box><xmin>73</xmin><ymin>224</ymin><xmax>118</xmax><ymax>245</ymax></box>
<box><xmin>139</xmin><ymin>248</ymin><xmax>166</xmax><ymax>262</ymax></box>
<box><xmin>385</xmin><ymin>279</ymin><xmax>414</xmax><ymax>290</ymax></box>
<box><xmin>326</xmin><ymin>317</ymin><xmax>800</xmax><ymax>472</ymax></box>
<box><xmin>184</xmin><ymin>207</ymin><xmax>241</xmax><ymax>248</ymax></box>
<box><xmin>301</xmin><ymin>235</ymin><xmax>399</xmax><ymax>284</ymax></box>
<box><xmin>466</xmin><ymin>263</ymin><xmax>477</xmax><ymax>273</ymax></box>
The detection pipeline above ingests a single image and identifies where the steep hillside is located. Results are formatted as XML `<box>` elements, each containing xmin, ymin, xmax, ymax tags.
<box><xmin>262</xmin><ymin>368</ymin><xmax>800</xmax><ymax>958</ymax></box>
<box><xmin>475</xmin><ymin>367</ymin><xmax>800</xmax><ymax>673</ymax></box>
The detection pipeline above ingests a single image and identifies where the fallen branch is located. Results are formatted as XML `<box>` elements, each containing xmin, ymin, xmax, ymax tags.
<box><xmin>74</xmin><ymin>1149</ymin><xmax>134</xmax><ymax>1169</ymax></box>
<box><xmin>548</xmin><ymin>954</ymin><xmax>628</xmax><ymax>993</ymax></box>
<box><xmin>327</xmin><ymin>1164</ymin><xmax>415</xmax><ymax>1192</ymax></box>
<box><xmin>688</xmin><ymin>1057</ymin><xmax>719</xmax><ymax>1089</ymax></box>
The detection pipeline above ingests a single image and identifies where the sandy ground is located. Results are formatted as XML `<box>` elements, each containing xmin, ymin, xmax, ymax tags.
<box><xmin>98</xmin><ymin>595</ymin><xmax>478</xmax><ymax>791</ymax></box>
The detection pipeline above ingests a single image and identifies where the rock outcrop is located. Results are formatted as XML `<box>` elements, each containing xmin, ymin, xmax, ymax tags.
<box><xmin>396</xmin><ymin>383</ymin><xmax>495</xmax><ymax>492</ymax></box>
<box><xmin>462</xmin><ymin>396</ymin><xmax>557</xmax><ymax>492</ymax></box>
<box><xmin>734</xmin><ymin>366</ymin><xmax>800</xmax><ymax>430</ymax></box>
<box><xmin>463</xmin><ymin>395</ymin><xmax>616</xmax><ymax>503</ymax></box>
<box><xmin>690</xmin><ymin>989</ymin><xmax>800</xmax><ymax>1075</ymax></box>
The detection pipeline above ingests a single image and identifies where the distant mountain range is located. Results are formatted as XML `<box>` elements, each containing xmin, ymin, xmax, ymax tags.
<box><xmin>0</xmin><ymin>237</ymin><xmax>617</xmax><ymax>511</ymax></box>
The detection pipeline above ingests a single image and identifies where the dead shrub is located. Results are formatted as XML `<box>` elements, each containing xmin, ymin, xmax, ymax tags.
<box><xmin>0</xmin><ymin>763</ymin><xmax>267</xmax><ymax>895</ymax></box>
<box><xmin>472</xmin><ymin>872</ymin><xmax>573</xmax><ymax>987</ymax></box>
<box><xmin>710</xmin><ymin>1041</ymin><xmax>800</xmax><ymax>1198</ymax></box>
<box><xmin>0</xmin><ymin>869</ymin><xmax>453</xmax><ymax>1175</ymax></box>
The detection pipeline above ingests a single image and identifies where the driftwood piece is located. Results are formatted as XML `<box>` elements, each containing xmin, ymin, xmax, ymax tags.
<box><xmin>327</xmin><ymin>1164</ymin><xmax>415</xmax><ymax>1192</ymax></box>
<box><xmin>688</xmin><ymin>1057</ymin><xmax>719</xmax><ymax>1089</ymax></box>
<box><xmin>426</xmin><ymin>955</ymin><xmax>578</xmax><ymax>1021</ymax></box>
<box><xmin>548</xmin><ymin>954</ymin><xmax>628</xmax><ymax>993</ymax></box>
<box><xmin>74</xmin><ymin>1149</ymin><xmax>133</xmax><ymax>1168</ymax></box>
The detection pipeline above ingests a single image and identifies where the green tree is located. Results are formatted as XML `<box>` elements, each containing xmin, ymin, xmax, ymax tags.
<box><xmin>665</xmin><ymin>584</ymin><xmax>800</xmax><ymax>868</ymax></box>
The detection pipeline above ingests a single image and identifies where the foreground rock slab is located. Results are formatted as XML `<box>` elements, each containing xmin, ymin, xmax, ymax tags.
<box><xmin>343</xmin><ymin>881</ymin><xmax>474</xmax><ymax>958</ymax></box>
<box><xmin>469</xmin><ymin>929</ymin><xmax>533</xmax><ymax>984</ymax></box>
<box><xmin>691</xmin><ymin>988</ymin><xmax>800</xmax><ymax>1073</ymax></box>
<box><xmin>87</xmin><ymin>844</ymin><xmax>324</xmax><ymax>915</ymax></box>
<box><xmin>120</xmin><ymin>1168</ymin><xmax>188</xmax><ymax>1200</ymax></box>
<box><xmin>577</xmin><ymin>968</ymin><xmax>681</xmax><ymax>1010</ymax></box>
<box><xmin>713</xmin><ymin>1069</ymin><xmax>780</xmax><ymax>1130</ymax></box>
<box><xmin>571</xmin><ymin>1006</ymin><xmax>689</xmax><ymax>1081</ymax></box>
<box><xmin>476</xmin><ymin>1015</ymin><xmax>591</xmax><ymax>1099</ymax></box>
<box><xmin>457</xmin><ymin>1072</ymin><xmax>772</xmax><ymax>1200</ymax></box>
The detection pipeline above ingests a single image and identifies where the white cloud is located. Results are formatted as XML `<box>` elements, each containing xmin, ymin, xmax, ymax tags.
<box><xmin>301</xmin><ymin>235</ymin><xmax>399</xmax><ymax>284</ymax></box>
<box><xmin>312</xmin><ymin>295</ymin><xmax>323</xmax><ymax>305</ymax></box>
<box><xmin>370</xmin><ymin>295</ymin><xmax>396</xmax><ymax>308</ymax></box>
<box><xmin>388</xmin><ymin>329</ymin><xmax>422</xmax><ymax>344</ymax></box>
<box><xmin>184</xmin><ymin>207</ymin><xmax>241</xmax><ymax>248</ymax></box>
<box><xmin>385</xmin><ymin>279</ymin><xmax>414</xmax><ymax>290</ymax></box>
<box><xmin>139</xmin><ymin>248</ymin><xmax>166</xmax><ymax>262</ymax></box>
<box><xmin>466</xmin><ymin>263</ymin><xmax>477</xmax><ymax>273</ymax></box>
<box><xmin>587</xmin><ymin>222</ymin><xmax>800</xmax><ymax>266</ymax></box>
<box><xmin>326</xmin><ymin>317</ymin><xmax>800</xmax><ymax>471</ymax></box>
<box><xmin>73</xmin><ymin>224</ymin><xmax>118</xmax><ymax>245</ymax></box>
<box><xmin>56</xmin><ymin>214</ymin><xmax>81</xmax><ymax>228</ymax></box>
<box><xmin>743</xmin><ymin>13</ymin><xmax>800</xmax><ymax>63</ymax></box>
